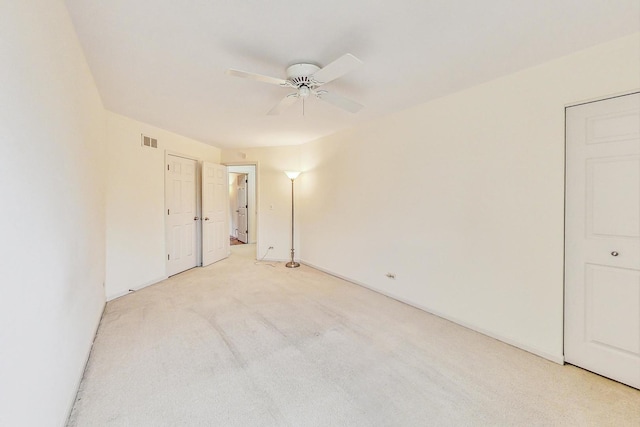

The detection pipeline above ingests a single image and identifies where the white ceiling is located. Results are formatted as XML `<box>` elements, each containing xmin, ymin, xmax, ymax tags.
<box><xmin>64</xmin><ymin>0</ymin><xmax>639</xmax><ymax>149</ymax></box>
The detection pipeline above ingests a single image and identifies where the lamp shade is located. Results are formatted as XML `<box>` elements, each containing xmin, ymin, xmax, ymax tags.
<box><xmin>284</xmin><ymin>170</ymin><xmax>301</xmax><ymax>180</ymax></box>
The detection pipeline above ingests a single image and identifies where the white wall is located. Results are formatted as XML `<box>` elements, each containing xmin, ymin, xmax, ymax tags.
<box><xmin>0</xmin><ymin>1</ymin><xmax>107</xmax><ymax>425</ymax></box>
<box><xmin>105</xmin><ymin>112</ymin><xmax>221</xmax><ymax>299</ymax></box>
<box><xmin>299</xmin><ymin>34</ymin><xmax>640</xmax><ymax>363</ymax></box>
<box><xmin>222</xmin><ymin>147</ymin><xmax>302</xmax><ymax>261</ymax></box>
<box><xmin>228</xmin><ymin>166</ymin><xmax>257</xmax><ymax>244</ymax></box>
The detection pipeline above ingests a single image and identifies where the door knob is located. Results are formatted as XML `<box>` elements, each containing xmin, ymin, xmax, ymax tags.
<box><xmin>611</xmin><ymin>251</ymin><xmax>619</xmax><ymax>256</ymax></box>
<box><xmin>204</xmin><ymin>217</ymin><xmax>210</xmax><ymax>221</ymax></box>
<box><xmin>194</xmin><ymin>216</ymin><xmax>199</xmax><ymax>221</ymax></box>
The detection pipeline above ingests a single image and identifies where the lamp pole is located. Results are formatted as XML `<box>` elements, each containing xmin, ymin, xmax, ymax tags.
<box><xmin>284</xmin><ymin>171</ymin><xmax>300</xmax><ymax>268</ymax></box>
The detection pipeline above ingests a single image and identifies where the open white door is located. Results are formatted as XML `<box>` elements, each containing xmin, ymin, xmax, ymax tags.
<box><xmin>202</xmin><ymin>162</ymin><xmax>229</xmax><ymax>266</ymax></box>
<box><xmin>565</xmin><ymin>93</ymin><xmax>640</xmax><ymax>389</ymax></box>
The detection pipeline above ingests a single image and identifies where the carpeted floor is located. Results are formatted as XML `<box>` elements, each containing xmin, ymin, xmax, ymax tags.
<box><xmin>67</xmin><ymin>244</ymin><xmax>640</xmax><ymax>426</ymax></box>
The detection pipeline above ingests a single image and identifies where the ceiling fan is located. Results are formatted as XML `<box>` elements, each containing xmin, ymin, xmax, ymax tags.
<box><xmin>226</xmin><ymin>54</ymin><xmax>364</xmax><ymax>115</ymax></box>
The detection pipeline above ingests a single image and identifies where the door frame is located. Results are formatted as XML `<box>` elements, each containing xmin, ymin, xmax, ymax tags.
<box><xmin>225</xmin><ymin>162</ymin><xmax>260</xmax><ymax>259</ymax></box>
<box><xmin>165</xmin><ymin>151</ymin><xmax>203</xmax><ymax>273</ymax></box>
<box><xmin>563</xmin><ymin>90</ymin><xmax>640</xmax><ymax>360</ymax></box>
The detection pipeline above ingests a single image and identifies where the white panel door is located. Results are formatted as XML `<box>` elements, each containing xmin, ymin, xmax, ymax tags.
<box><xmin>165</xmin><ymin>155</ymin><xmax>198</xmax><ymax>276</ymax></box>
<box><xmin>237</xmin><ymin>174</ymin><xmax>248</xmax><ymax>243</ymax></box>
<box><xmin>565</xmin><ymin>93</ymin><xmax>640</xmax><ymax>389</ymax></box>
<box><xmin>202</xmin><ymin>162</ymin><xmax>229</xmax><ymax>266</ymax></box>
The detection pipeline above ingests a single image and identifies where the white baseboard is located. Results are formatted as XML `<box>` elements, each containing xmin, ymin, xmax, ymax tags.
<box><xmin>106</xmin><ymin>275</ymin><xmax>168</xmax><ymax>301</ymax></box>
<box><xmin>301</xmin><ymin>259</ymin><xmax>565</xmax><ymax>366</ymax></box>
<box><xmin>258</xmin><ymin>257</ymin><xmax>289</xmax><ymax>263</ymax></box>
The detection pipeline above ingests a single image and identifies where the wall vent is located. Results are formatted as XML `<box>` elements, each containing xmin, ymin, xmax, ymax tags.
<box><xmin>141</xmin><ymin>134</ymin><xmax>158</xmax><ymax>148</ymax></box>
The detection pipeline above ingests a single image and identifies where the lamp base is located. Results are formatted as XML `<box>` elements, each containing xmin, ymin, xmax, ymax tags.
<box><xmin>285</xmin><ymin>261</ymin><xmax>300</xmax><ymax>268</ymax></box>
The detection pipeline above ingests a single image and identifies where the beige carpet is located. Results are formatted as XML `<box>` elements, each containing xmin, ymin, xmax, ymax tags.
<box><xmin>68</xmin><ymin>244</ymin><xmax>640</xmax><ymax>426</ymax></box>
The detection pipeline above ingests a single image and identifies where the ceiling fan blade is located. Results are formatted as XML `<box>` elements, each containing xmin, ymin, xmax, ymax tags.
<box><xmin>315</xmin><ymin>91</ymin><xmax>363</xmax><ymax>113</ymax></box>
<box><xmin>226</xmin><ymin>69</ymin><xmax>288</xmax><ymax>86</ymax></box>
<box><xmin>312</xmin><ymin>54</ymin><xmax>363</xmax><ymax>85</ymax></box>
<box><xmin>267</xmin><ymin>93</ymin><xmax>299</xmax><ymax>115</ymax></box>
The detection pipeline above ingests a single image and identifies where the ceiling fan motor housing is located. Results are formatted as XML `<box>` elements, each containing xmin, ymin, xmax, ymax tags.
<box><xmin>286</xmin><ymin>63</ymin><xmax>321</xmax><ymax>88</ymax></box>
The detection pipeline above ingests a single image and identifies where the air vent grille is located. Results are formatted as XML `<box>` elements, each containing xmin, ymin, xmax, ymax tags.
<box><xmin>141</xmin><ymin>134</ymin><xmax>157</xmax><ymax>148</ymax></box>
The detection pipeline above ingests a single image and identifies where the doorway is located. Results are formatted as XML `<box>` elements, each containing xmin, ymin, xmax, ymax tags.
<box><xmin>564</xmin><ymin>92</ymin><xmax>640</xmax><ymax>389</ymax></box>
<box><xmin>227</xmin><ymin>165</ymin><xmax>257</xmax><ymax>254</ymax></box>
<box><xmin>229</xmin><ymin>173</ymin><xmax>249</xmax><ymax>244</ymax></box>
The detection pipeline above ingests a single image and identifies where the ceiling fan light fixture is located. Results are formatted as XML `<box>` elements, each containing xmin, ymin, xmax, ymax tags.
<box><xmin>298</xmin><ymin>85</ymin><xmax>310</xmax><ymax>98</ymax></box>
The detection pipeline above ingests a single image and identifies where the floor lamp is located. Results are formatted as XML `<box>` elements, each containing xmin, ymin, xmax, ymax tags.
<box><xmin>284</xmin><ymin>171</ymin><xmax>301</xmax><ymax>268</ymax></box>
